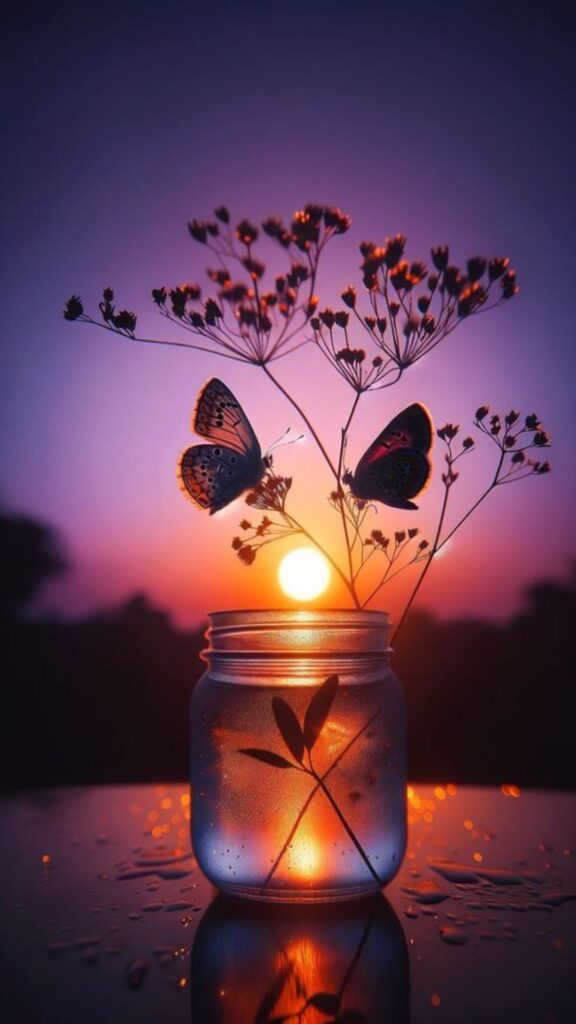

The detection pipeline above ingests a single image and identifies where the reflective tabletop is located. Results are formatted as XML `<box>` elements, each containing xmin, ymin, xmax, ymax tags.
<box><xmin>1</xmin><ymin>784</ymin><xmax>574</xmax><ymax>1023</ymax></box>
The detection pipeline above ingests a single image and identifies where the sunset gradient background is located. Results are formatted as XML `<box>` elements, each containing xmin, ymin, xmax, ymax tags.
<box><xmin>2</xmin><ymin>0</ymin><xmax>574</xmax><ymax>629</ymax></box>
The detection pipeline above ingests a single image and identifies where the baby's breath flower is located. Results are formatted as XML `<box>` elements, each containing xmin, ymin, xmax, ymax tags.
<box><xmin>245</xmin><ymin>474</ymin><xmax>292</xmax><ymax>513</ymax></box>
<box><xmin>64</xmin><ymin>295</ymin><xmax>84</xmax><ymax>320</ymax></box>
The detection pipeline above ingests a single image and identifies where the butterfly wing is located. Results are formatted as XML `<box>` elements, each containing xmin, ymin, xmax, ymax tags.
<box><xmin>348</xmin><ymin>404</ymin><xmax>433</xmax><ymax>509</ymax></box>
<box><xmin>354</xmin><ymin>402</ymin><xmax>432</xmax><ymax>476</ymax></box>
<box><xmin>194</xmin><ymin>378</ymin><xmax>261</xmax><ymax>457</ymax></box>
<box><xmin>179</xmin><ymin>443</ymin><xmax>265</xmax><ymax>515</ymax></box>
<box><xmin>349</xmin><ymin>447</ymin><xmax>431</xmax><ymax>509</ymax></box>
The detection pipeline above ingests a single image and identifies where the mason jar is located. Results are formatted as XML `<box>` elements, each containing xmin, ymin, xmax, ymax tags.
<box><xmin>190</xmin><ymin>609</ymin><xmax>406</xmax><ymax>902</ymax></box>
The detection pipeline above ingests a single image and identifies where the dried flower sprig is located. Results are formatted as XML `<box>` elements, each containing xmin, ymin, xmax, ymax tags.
<box><xmin>65</xmin><ymin>204</ymin><xmax>351</xmax><ymax>367</ymax></box>
<box><xmin>392</xmin><ymin>407</ymin><xmax>551</xmax><ymax>639</ymax></box>
<box><xmin>327</xmin><ymin>489</ymin><xmax>430</xmax><ymax>607</ymax></box>
<box><xmin>310</xmin><ymin>239</ymin><xmax>518</xmax><ymax>392</ymax></box>
<box><xmin>64</xmin><ymin>203</ymin><xmax>550</xmax><ymax>633</ymax></box>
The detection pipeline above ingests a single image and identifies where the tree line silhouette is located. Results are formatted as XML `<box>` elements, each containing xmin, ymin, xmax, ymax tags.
<box><xmin>1</xmin><ymin>511</ymin><xmax>573</xmax><ymax>792</ymax></box>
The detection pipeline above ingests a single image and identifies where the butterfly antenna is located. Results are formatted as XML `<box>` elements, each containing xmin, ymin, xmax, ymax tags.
<box><xmin>266</xmin><ymin>427</ymin><xmax>305</xmax><ymax>455</ymax></box>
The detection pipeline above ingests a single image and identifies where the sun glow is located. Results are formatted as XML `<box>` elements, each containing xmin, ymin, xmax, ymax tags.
<box><xmin>278</xmin><ymin>548</ymin><xmax>330</xmax><ymax>601</ymax></box>
<box><xmin>289</xmin><ymin>836</ymin><xmax>321</xmax><ymax>878</ymax></box>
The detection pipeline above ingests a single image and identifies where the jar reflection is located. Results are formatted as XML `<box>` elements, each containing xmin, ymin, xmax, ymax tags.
<box><xmin>189</xmin><ymin>893</ymin><xmax>409</xmax><ymax>1023</ymax></box>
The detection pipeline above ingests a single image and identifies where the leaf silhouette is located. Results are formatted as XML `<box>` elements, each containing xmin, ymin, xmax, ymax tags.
<box><xmin>238</xmin><ymin>748</ymin><xmax>296</xmax><ymax>770</ymax></box>
<box><xmin>307</xmin><ymin>991</ymin><xmax>341</xmax><ymax>1014</ymax></box>
<box><xmin>254</xmin><ymin>963</ymin><xmax>292</xmax><ymax>1024</ymax></box>
<box><xmin>272</xmin><ymin>697</ymin><xmax>305</xmax><ymax>763</ymax></box>
<box><xmin>303</xmin><ymin>674</ymin><xmax>339</xmax><ymax>751</ymax></box>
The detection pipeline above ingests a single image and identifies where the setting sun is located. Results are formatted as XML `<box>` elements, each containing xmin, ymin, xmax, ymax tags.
<box><xmin>278</xmin><ymin>548</ymin><xmax>331</xmax><ymax>602</ymax></box>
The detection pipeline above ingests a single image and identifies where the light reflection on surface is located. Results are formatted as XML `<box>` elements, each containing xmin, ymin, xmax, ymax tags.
<box><xmin>0</xmin><ymin>782</ymin><xmax>575</xmax><ymax>1023</ymax></box>
<box><xmin>189</xmin><ymin>894</ymin><xmax>409</xmax><ymax>1024</ymax></box>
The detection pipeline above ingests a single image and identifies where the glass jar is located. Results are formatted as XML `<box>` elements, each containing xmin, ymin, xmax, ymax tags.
<box><xmin>190</xmin><ymin>609</ymin><xmax>406</xmax><ymax>902</ymax></box>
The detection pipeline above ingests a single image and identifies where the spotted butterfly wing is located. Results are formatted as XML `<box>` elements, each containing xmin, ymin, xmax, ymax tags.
<box><xmin>345</xmin><ymin>403</ymin><xmax>433</xmax><ymax>510</ymax></box>
<box><xmin>179</xmin><ymin>378</ymin><xmax>267</xmax><ymax>514</ymax></box>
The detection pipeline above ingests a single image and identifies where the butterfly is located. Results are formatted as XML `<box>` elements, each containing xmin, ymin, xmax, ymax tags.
<box><xmin>342</xmin><ymin>403</ymin><xmax>433</xmax><ymax>510</ymax></box>
<box><xmin>179</xmin><ymin>378</ymin><xmax>270</xmax><ymax>514</ymax></box>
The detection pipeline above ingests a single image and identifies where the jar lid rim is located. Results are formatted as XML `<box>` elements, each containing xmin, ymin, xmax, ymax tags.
<box><xmin>208</xmin><ymin>608</ymin><xmax>389</xmax><ymax>620</ymax></box>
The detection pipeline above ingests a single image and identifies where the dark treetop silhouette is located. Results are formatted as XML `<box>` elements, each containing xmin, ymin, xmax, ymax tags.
<box><xmin>1</xmin><ymin>511</ymin><xmax>572</xmax><ymax>793</ymax></box>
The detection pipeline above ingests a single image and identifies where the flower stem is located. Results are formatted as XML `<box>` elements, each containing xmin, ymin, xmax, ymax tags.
<box><xmin>391</xmin><ymin>474</ymin><xmax>452</xmax><ymax>644</ymax></box>
<box><xmin>261</xmin><ymin>364</ymin><xmax>338</xmax><ymax>478</ymax></box>
<box><xmin>262</xmin><ymin>708</ymin><xmax>381</xmax><ymax>887</ymax></box>
<box><xmin>337</xmin><ymin>391</ymin><xmax>362</xmax><ymax>600</ymax></box>
<box><xmin>312</xmin><ymin>770</ymin><xmax>382</xmax><ymax>885</ymax></box>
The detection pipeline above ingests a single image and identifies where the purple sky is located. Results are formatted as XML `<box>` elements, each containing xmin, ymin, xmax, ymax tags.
<box><xmin>1</xmin><ymin>0</ymin><xmax>574</xmax><ymax>627</ymax></box>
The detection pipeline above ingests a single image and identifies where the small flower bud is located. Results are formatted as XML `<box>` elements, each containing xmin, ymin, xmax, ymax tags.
<box><xmin>319</xmin><ymin>308</ymin><xmax>335</xmax><ymax>329</ymax></box>
<box><xmin>214</xmin><ymin>206</ymin><xmax>230</xmax><ymax>223</ymax></box>
<box><xmin>500</xmin><ymin>270</ymin><xmax>519</xmax><ymax>299</ymax></box>
<box><xmin>188</xmin><ymin>220</ymin><xmax>207</xmax><ymax>244</ymax></box>
<box><xmin>444</xmin><ymin>266</ymin><xmax>464</xmax><ymax>298</ymax></box>
<box><xmin>236</xmin><ymin>219</ymin><xmax>259</xmax><ymax>245</ymax></box>
<box><xmin>112</xmin><ymin>310</ymin><xmax>137</xmax><ymax>333</ymax></box>
<box><xmin>466</xmin><ymin>257</ymin><xmax>486</xmax><ymax>282</ymax></box>
<box><xmin>488</xmin><ymin>257</ymin><xmax>509</xmax><ymax>281</ymax></box>
<box><xmin>431</xmin><ymin>246</ymin><xmax>449</xmax><ymax>271</ymax></box>
<box><xmin>237</xmin><ymin>546</ymin><xmax>256</xmax><ymax>565</ymax></box>
<box><xmin>341</xmin><ymin>286</ymin><xmax>357</xmax><ymax>309</ymax></box>
<box><xmin>204</xmin><ymin>299</ymin><xmax>223</xmax><ymax>324</ymax></box>
<box><xmin>360</xmin><ymin>241</ymin><xmax>377</xmax><ymax>258</ymax></box>
<box><xmin>63</xmin><ymin>295</ymin><xmax>84</xmax><ymax>320</ymax></box>
<box><xmin>437</xmin><ymin>423</ymin><xmax>459</xmax><ymax>441</ymax></box>
<box><xmin>383</xmin><ymin>234</ymin><xmax>406</xmax><ymax>269</ymax></box>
